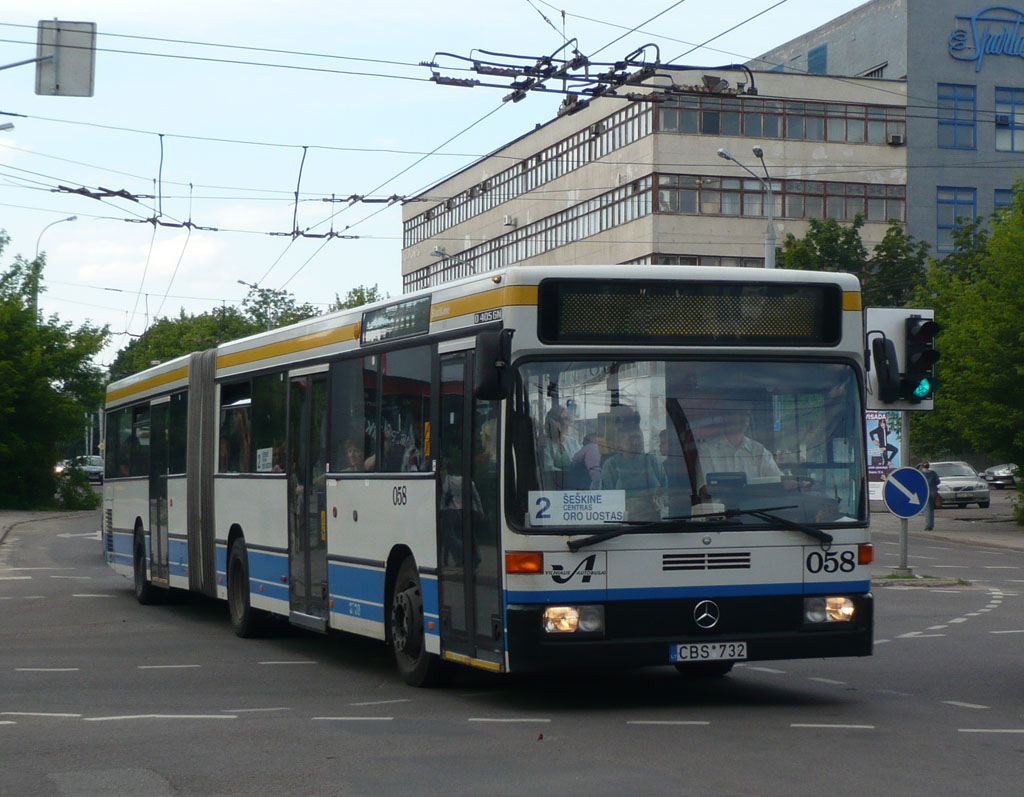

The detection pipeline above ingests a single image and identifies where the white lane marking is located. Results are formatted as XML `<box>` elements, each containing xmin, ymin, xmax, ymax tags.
<box><xmin>791</xmin><ymin>723</ymin><xmax>875</xmax><ymax>729</ymax></box>
<box><xmin>258</xmin><ymin>660</ymin><xmax>317</xmax><ymax>666</ymax></box>
<box><xmin>0</xmin><ymin>596</ymin><xmax>45</xmax><ymax>600</ymax></box>
<box><xmin>223</xmin><ymin>707</ymin><xmax>291</xmax><ymax>713</ymax></box>
<box><xmin>72</xmin><ymin>594</ymin><xmax>115</xmax><ymax>598</ymax></box>
<box><xmin>990</xmin><ymin>629</ymin><xmax>1024</xmax><ymax>634</ymax></box>
<box><xmin>897</xmin><ymin>632</ymin><xmax>946</xmax><ymax>638</ymax></box>
<box><xmin>948</xmin><ymin>618</ymin><xmax>968</xmax><ymax>624</ymax></box>
<box><xmin>875</xmin><ymin>639</ymin><xmax>891</xmax><ymax>644</ymax></box>
<box><xmin>747</xmin><ymin>666</ymin><xmax>786</xmax><ymax>674</ymax></box>
<box><xmin>0</xmin><ymin>576</ymin><xmax>32</xmax><ymax>581</ymax></box>
<box><xmin>468</xmin><ymin>718</ymin><xmax>551</xmax><ymax>723</ymax></box>
<box><xmin>1</xmin><ymin>567</ymin><xmax>73</xmax><ymax>571</ymax></box>
<box><xmin>927</xmin><ymin>625</ymin><xmax>949</xmax><ymax>630</ymax></box>
<box><xmin>50</xmin><ymin>575</ymin><xmax>91</xmax><ymax>580</ymax></box>
<box><xmin>137</xmin><ymin>665</ymin><xmax>201</xmax><ymax>670</ymax></box>
<box><xmin>84</xmin><ymin>714</ymin><xmax>238</xmax><ymax>722</ymax></box>
<box><xmin>931</xmin><ymin>565</ymin><xmax>966</xmax><ymax>569</ymax></box>
<box><xmin>959</xmin><ymin>728</ymin><xmax>1024</xmax><ymax>734</ymax></box>
<box><xmin>944</xmin><ymin>701</ymin><xmax>989</xmax><ymax>710</ymax></box>
<box><xmin>984</xmin><ymin>567</ymin><xmax>1018</xmax><ymax>570</ymax></box>
<box><xmin>808</xmin><ymin>677</ymin><xmax>846</xmax><ymax>685</ymax></box>
<box><xmin>350</xmin><ymin>699</ymin><xmax>412</xmax><ymax>707</ymax></box>
<box><xmin>1</xmin><ymin>712</ymin><xmax>82</xmax><ymax>718</ymax></box>
<box><xmin>627</xmin><ymin>720</ymin><xmax>709</xmax><ymax>726</ymax></box>
<box><xmin>0</xmin><ymin>721</ymin><xmax>15</xmax><ymax>725</ymax></box>
<box><xmin>15</xmin><ymin>668</ymin><xmax>80</xmax><ymax>672</ymax></box>
<box><xmin>312</xmin><ymin>716</ymin><xmax>393</xmax><ymax>722</ymax></box>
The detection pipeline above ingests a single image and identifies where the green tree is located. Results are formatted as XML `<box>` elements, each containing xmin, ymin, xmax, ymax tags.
<box><xmin>0</xmin><ymin>238</ymin><xmax>108</xmax><ymax>508</ymax></box>
<box><xmin>863</xmin><ymin>223</ymin><xmax>929</xmax><ymax>307</ymax></box>
<box><xmin>777</xmin><ymin>215</ymin><xmax>869</xmax><ymax>281</ymax></box>
<box><xmin>108</xmin><ymin>306</ymin><xmax>259</xmax><ymax>381</ymax></box>
<box><xmin>241</xmin><ymin>285</ymin><xmax>318</xmax><ymax>330</ymax></box>
<box><xmin>328</xmin><ymin>283</ymin><xmax>386</xmax><ymax>312</ymax></box>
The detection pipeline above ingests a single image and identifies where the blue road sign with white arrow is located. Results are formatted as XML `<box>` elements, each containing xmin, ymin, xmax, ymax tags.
<box><xmin>883</xmin><ymin>466</ymin><xmax>930</xmax><ymax>518</ymax></box>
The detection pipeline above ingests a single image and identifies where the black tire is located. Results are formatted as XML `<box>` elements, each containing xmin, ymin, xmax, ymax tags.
<box><xmin>389</xmin><ymin>556</ymin><xmax>446</xmax><ymax>687</ymax></box>
<box><xmin>227</xmin><ymin>538</ymin><xmax>264</xmax><ymax>638</ymax></box>
<box><xmin>979</xmin><ymin>501</ymin><xmax>990</xmax><ymax>508</ymax></box>
<box><xmin>674</xmin><ymin>661</ymin><xmax>735</xmax><ymax>678</ymax></box>
<box><xmin>133</xmin><ymin>529</ymin><xmax>161</xmax><ymax>605</ymax></box>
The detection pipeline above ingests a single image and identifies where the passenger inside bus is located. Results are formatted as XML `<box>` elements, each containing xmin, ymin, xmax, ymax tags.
<box><xmin>539</xmin><ymin>404</ymin><xmax>581</xmax><ymax>487</ymax></box>
<box><xmin>601</xmin><ymin>424</ymin><xmax>667</xmax><ymax>522</ymax></box>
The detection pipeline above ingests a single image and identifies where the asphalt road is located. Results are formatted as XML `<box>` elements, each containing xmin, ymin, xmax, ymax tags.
<box><xmin>2</xmin><ymin>505</ymin><xmax>1023</xmax><ymax>796</ymax></box>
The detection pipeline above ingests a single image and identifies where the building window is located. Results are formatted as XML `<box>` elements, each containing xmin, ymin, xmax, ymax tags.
<box><xmin>936</xmin><ymin>187</ymin><xmax>977</xmax><ymax>252</ymax></box>
<box><xmin>995</xmin><ymin>88</ymin><xmax>1024</xmax><ymax>151</ymax></box>
<box><xmin>807</xmin><ymin>45</ymin><xmax>827</xmax><ymax>75</ymax></box>
<box><xmin>995</xmin><ymin>188</ymin><xmax>1014</xmax><ymax>212</ymax></box>
<box><xmin>937</xmin><ymin>84</ymin><xmax>976</xmax><ymax>149</ymax></box>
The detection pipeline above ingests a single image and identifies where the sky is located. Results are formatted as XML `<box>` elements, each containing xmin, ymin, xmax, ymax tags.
<box><xmin>0</xmin><ymin>0</ymin><xmax>868</xmax><ymax>367</ymax></box>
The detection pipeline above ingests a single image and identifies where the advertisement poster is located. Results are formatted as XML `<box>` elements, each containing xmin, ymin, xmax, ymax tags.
<box><xmin>866</xmin><ymin>410</ymin><xmax>902</xmax><ymax>500</ymax></box>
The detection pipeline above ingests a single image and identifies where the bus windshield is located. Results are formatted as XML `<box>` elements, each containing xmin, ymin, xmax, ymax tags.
<box><xmin>509</xmin><ymin>359</ymin><xmax>865</xmax><ymax>531</ymax></box>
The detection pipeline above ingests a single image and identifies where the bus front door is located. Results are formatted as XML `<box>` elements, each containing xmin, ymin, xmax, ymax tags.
<box><xmin>148</xmin><ymin>400</ymin><xmax>169</xmax><ymax>586</ymax></box>
<box><xmin>437</xmin><ymin>353</ymin><xmax>504</xmax><ymax>670</ymax></box>
<box><xmin>287</xmin><ymin>373</ymin><xmax>329</xmax><ymax>632</ymax></box>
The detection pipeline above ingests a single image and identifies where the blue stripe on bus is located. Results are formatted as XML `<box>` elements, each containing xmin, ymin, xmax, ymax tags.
<box><xmin>325</xmin><ymin>563</ymin><xmax>439</xmax><ymax>637</ymax></box>
<box><xmin>506</xmin><ymin>579</ymin><xmax>871</xmax><ymax>604</ymax></box>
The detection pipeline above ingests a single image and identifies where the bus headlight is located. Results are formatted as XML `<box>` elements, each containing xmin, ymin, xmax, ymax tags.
<box><xmin>804</xmin><ymin>596</ymin><xmax>855</xmax><ymax>624</ymax></box>
<box><xmin>542</xmin><ymin>605</ymin><xmax>605</xmax><ymax>634</ymax></box>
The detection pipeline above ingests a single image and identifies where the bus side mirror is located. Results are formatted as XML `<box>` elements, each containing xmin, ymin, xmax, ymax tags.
<box><xmin>474</xmin><ymin>328</ymin><xmax>515</xmax><ymax>400</ymax></box>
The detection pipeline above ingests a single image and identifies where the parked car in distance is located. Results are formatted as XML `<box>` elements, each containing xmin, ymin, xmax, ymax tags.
<box><xmin>982</xmin><ymin>463</ymin><xmax>1018</xmax><ymax>489</ymax></box>
<box><xmin>930</xmin><ymin>461</ymin><xmax>989</xmax><ymax>508</ymax></box>
<box><xmin>69</xmin><ymin>455</ymin><xmax>104</xmax><ymax>483</ymax></box>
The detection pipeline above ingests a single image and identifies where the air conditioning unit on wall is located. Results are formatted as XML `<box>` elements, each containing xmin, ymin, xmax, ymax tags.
<box><xmin>887</xmin><ymin>133</ymin><xmax>905</xmax><ymax>146</ymax></box>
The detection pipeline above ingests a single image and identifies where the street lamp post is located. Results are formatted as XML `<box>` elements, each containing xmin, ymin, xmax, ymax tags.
<box><xmin>716</xmin><ymin>147</ymin><xmax>776</xmax><ymax>269</ymax></box>
<box><xmin>32</xmin><ymin>214</ymin><xmax>77</xmax><ymax>318</ymax></box>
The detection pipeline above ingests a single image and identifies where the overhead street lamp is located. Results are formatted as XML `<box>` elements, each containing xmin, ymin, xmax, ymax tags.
<box><xmin>32</xmin><ymin>214</ymin><xmax>77</xmax><ymax>318</ymax></box>
<box><xmin>717</xmin><ymin>147</ymin><xmax>776</xmax><ymax>269</ymax></box>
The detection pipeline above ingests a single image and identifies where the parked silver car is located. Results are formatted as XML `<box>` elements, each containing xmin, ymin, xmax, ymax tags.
<box><xmin>982</xmin><ymin>463</ymin><xmax>1018</xmax><ymax>489</ymax></box>
<box><xmin>931</xmin><ymin>461</ymin><xmax>989</xmax><ymax>508</ymax></box>
<box><xmin>70</xmin><ymin>455</ymin><xmax>104</xmax><ymax>483</ymax></box>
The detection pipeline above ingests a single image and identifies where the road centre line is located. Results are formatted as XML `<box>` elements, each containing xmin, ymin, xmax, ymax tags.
<box><xmin>944</xmin><ymin>701</ymin><xmax>988</xmax><ymax>709</ymax></box>
<box><xmin>71</xmin><ymin>594</ymin><xmax>115</xmax><ymax>598</ymax></box>
<box><xmin>2</xmin><ymin>712</ymin><xmax>82</xmax><ymax>718</ymax></box>
<box><xmin>947</xmin><ymin>618</ymin><xmax>967</xmax><ymax>623</ymax></box>
<box><xmin>15</xmin><ymin>668</ymin><xmax>79</xmax><ymax>672</ymax></box>
<box><xmin>0</xmin><ymin>576</ymin><xmax>32</xmax><ymax>581</ymax></box>
<box><xmin>84</xmin><ymin>714</ymin><xmax>238</xmax><ymax>722</ymax></box>
<box><xmin>223</xmin><ymin>707</ymin><xmax>292</xmax><ymax>713</ymax></box>
<box><xmin>791</xmin><ymin>723</ymin><xmax>874</xmax><ymax>729</ymax></box>
<box><xmin>258</xmin><ymin>660</ymin><xmax>317</xmax><ymax>666</ymax></box>
<box><xmin>808</xmin><ymin>677</ymin><xmax>846</xmax><ymax>685</ymax></box>
<box><xmin>747</xmin><ymin>666</ymin><xmax>786</xmax><ymax>674</ymax></box>
<box><xmin>959</xmin><ymin>728</ymin><xmax>1024</xmax><ymax>734</ymax></box>
<box><xmin>313</xmin><ymin>716</ymin><xmax>393</xmax><ymax>722</ymax></box>
<box><xmin>990</xmin><ymin>629</ymin><xmax>1024</xmax><ymax>634</ymax></box>
<box><xmin>350</xmin><ymin>699</ymin><xmax>412</xmax><ymax>707</ymax></box>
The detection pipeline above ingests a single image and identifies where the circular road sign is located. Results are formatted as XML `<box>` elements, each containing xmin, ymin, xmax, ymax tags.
<box><xmin>882</xmin><ymin>467</ymin><xmax>930</xmax><ymax>519</ymax></box>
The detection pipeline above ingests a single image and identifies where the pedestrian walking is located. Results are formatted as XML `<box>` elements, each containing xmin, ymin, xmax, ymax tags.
<box><xmin>920</xmin><ymin>461</ymin><xmax>941</xmax><ymax>530</ymax></box>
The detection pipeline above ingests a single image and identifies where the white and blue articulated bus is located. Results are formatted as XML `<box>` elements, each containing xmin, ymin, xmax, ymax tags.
<box><xmin>103</xmin><ymin>265</ymin><xmax>873</xmax><ymax>685</ymax></box>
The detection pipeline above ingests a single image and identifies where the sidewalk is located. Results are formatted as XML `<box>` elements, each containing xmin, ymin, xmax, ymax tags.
<box><xmin>868</xmin><ymin>501</ymin><xmax>1024</xmax><ymax>552</ymax></box>
<box><xmin>0</xmin><ymin>510</ymin><xmax>89</xmax><ymax>544</ymax></box>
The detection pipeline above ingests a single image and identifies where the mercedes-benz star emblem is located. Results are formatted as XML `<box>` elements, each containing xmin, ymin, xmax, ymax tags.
<box><xmin>693</xmin><ymin>600</ymin><xmax>721</xmax><ymax>629</ymax></box>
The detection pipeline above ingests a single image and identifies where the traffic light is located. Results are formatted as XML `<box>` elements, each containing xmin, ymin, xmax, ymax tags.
<box><xmin>901</xmin><ymin>316</ymin><xmax>939</xmax><ymax>402</ymax></box>
<box><xmin>871</xmin><ymin>335</ymin><xmax>901</xmax><ymax>403</ymax></box>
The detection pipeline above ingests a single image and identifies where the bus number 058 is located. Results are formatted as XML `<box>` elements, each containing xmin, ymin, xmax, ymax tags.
<box><xmin>392</xmin><ymin>486</ymin><xmax>408</xmax><ymax>506</ymax></box>
<box><xmin>805</xmin><ymin>549</ymin><xmax>855</xmax><ymax>574</ymax></box>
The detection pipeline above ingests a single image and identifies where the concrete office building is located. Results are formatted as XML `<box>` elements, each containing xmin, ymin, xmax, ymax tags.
<box><xmin>402</xmin><ymin>9</ymin><xmax>931</xmax><ymax>290</ymax></box>
<box><xmin>751</xmin><ymin>0</ymin><xmax>1024</xmax><ymax>253</ymax></box>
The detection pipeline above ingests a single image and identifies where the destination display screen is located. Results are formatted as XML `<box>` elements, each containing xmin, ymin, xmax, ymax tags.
<box><xmin>537</xmin><ymin>279</ymin><xmax>843</xmax><ymax>346</ymax></box>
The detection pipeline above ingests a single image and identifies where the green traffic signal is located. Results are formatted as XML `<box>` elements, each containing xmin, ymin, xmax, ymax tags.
<box><xmin>901</xmin><ymin>316</ymin><xmax>939</xmax><ymax>402</ymax></box>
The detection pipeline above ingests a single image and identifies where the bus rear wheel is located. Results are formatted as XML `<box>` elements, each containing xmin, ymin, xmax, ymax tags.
<box><xmin>227</xmin><ymin>538</ymin><xmax>264</xmax><ymax>638</ymax></box>
<box><xmin>133</xmin><ymin>528</ymin><xmax>161</xmax><ymax>605</ymax></box>
<box><xmin>389</xmin><ymin>556</ymin><xmax>446</xmax><ymax>687</ymax></box>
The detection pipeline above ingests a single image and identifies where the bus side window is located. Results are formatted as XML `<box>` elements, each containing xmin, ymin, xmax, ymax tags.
<box><xmin>380</xmin><ymin>346</ymin><xmax>431</xmax><ymax>473</ymax></box>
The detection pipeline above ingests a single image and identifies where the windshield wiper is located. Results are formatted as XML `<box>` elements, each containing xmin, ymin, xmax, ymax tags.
<box><xmin>716</xmin><ymin>505</ymin><xmax>834</xmax><ymax>545</ymax></box>
<box><xmin>566</xmin><ymin>504</ymin><xmax>832</xmax><ymax>552</ymax></box>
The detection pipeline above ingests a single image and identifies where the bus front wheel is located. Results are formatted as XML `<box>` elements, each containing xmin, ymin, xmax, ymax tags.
<box><xmin>389</xmin><ymin>556</ymin><xmax>446</xmax><ymax>687</ymax></box>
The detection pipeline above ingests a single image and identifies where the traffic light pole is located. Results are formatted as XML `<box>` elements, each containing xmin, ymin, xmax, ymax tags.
<box><xmin>897</xmin><ymin>410</ymin><xmax>912</xmax><ymax>575</ymax></box>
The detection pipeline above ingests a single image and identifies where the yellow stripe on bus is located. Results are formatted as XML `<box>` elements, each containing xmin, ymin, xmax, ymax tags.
<box><xmin>442</xmin><ymin>650</ymin><xmax>504</xmax><ymax>672</ymax></box>
<box><xmin>843</xmin><ymin>291</ymin><xmax>862</xmax><ymax>311</ymax></box>
<box><xmin>105</xmin><ymin>365</ymin><xmax>189</xmax><ymax>403</ymax></box>
<box><xmin>216</xmin><ymin>322</ymin><xmax>361</xmax><ymax>370</ymax></box>
<box><xmin>430</xmin><ymin>285</ymin><xmax>538</xmax><ymax>322</ymax></box>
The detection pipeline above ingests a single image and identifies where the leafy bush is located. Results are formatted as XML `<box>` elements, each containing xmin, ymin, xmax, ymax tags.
<box><xmin>54</xmin><ymin>468</ymin><xmax>101</xmax><ymax>510</ymax></box>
